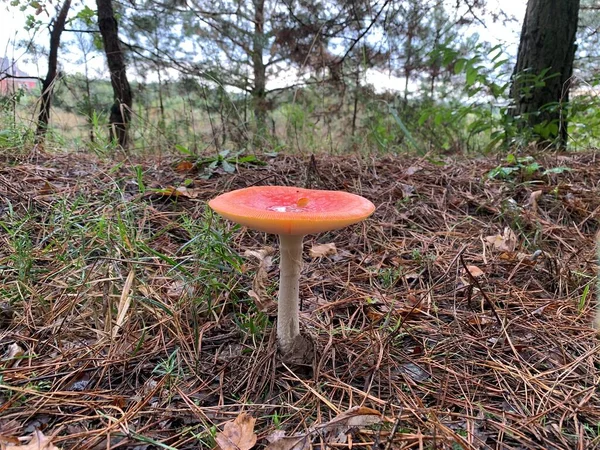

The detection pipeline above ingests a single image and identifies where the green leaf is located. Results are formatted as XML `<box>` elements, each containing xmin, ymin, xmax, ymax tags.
<box><xmin>388</xmin><ymin>106</ymin><xmax>425</xmax><ymax>155</ymax></box>
<box><xmin>175</xmin><ymin>144</ymin><xmax>193</xmax><ymax>155</ymax></box>
<box><xmin>542</xmin><ymin>166</ymin><xmax>572</xmax><ymax>175</ymax></box>
<box><xmin>466</xmin><ymin>66</ymin><xmax>477</xmax><ymax>87</ymax></box>
<box><xmin>484</xmin><ymin>135</ymin><xmax>504</xmax><ymax>152</ymax></box>
<box><xmin>454</xmin><ymin>59</ymin><xmax>466</xmax><ymax>74</ymax></box>
<box><xmin>417</xmin><ymin>111</ymin><xmax>431</xmax><ymax>126</ymax></box>
<box><xmin>221</xmin><ymin>159</ymin><xmax>235</xmax><ymax>173</ymax></box>
<box><xmin>237</xmin><ymin>155</ymin><xmax>266</xmax><ymax>165</ymax></box>
<box><xmin>488</xmin><ymin>166</ymin><xmax>519</xmax><ymax>179</ymax></box>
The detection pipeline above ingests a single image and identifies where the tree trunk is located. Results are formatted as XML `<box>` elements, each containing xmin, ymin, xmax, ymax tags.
<box><xmin>351</xmin><ymin>67</ymin><xmax>360</xmax><ymax>137</ymax></box>
<box><xmin>84</xmin><ymin>60</ymin><xmax>94</xmax><ymax>143</ymax></box>
<box><xmin>252</xmin><ymin>0</ymin><xmax>267</xmax><ymax>136</ymax></box>
<box><xmin>510</xmin><ymin>0</ymin><xmax>580</xmax><ymax>148</ymax></box>
<box><xmin>35</xmin><ymin>0</ymin><xmax>71</xmax><ymax>144</ymax></box>
<box><xmin>157</xmin><ymin>66</ymin><xmax>165</xmax><ymax>133</ymax></box>
<box><xmin>96</xmin><ymin>0</ymin><xmax>133</xmax><ymax>148</ymax></box>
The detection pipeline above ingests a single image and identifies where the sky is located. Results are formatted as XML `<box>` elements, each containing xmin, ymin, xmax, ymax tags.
<box><xmin>0</xmin><ymin>0</ymin><xmax>528</xmax><ymax>91</ymax></box>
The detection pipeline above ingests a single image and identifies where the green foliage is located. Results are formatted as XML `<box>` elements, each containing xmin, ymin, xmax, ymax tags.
<box><xmin>175</xmin><ymin>147</ymin><xmax>266</xmax><ymax>179</ymax></box>
<box><xmin>487</xmin><ymin>154</ymin><xmax>572</xmax><ymax>181</ymax></box>
<box><xmin>4</xmin><ymin>0</ymin><xmax>600</xmax><ymax>155</ymax></box>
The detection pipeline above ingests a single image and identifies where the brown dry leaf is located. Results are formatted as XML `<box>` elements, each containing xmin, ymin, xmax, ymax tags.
<box><xmin>4</xmin><ymin>429</ymin><xmax>59</xmax><ymax>450</ymax></box>
<box><xmin>166</xmin><ymin>280</ymin><xmax>193</xmax><ymax>299</ymax></box>
<box><xmin>112</xmin><ymin>269</ymin><xmax>135</xmax><ymax>339</ymax></box>
<box><xmin>406</xmin><ymin>293</ymin><xmax>420</xmax><ymax>306</ymax></box>
<box><xmin>264</xmin><ymin>433</ymin><xmax>309</xmax><ymax>450</ymax></box>
<box><xmin>153</xmin><ymin>186</ymin><xmax>200</xmax><ymax>199</ymax></box>
<box><xmin>404</xmin><ymin>272</ymin><xmax>421</xmax><ymax>283</ymax></box>
<box><xmin>244</xmin><ymin>248</ymin><xmax>276</xmax><ymax>313</ymax></box>
<box><xmin>265</xmin><ymin>407</ymin><xmax>381</xmax><ymax>450</ymax></box>
<box><xmin>528</xmin><ymin>190</ymin><xmax>542</xmax><ymax>212</ymax></box>
<box><xmin>465</xmin><ymin>265</ymin><xmax>484</xmax><ymax>278</ymax></box>
<box><xmin>467</xmin><ymin>315</ymin><xmax>495</xmax><ymax>327</ymax></box>
<box><xmin>215</xmin><ymin>413</ymin><xmax>257</xmax><ymax>450</ymax></box>
<box><xmin>175</xmin><ymin>160</ymin><xmax>194</xmax><ymax>172</ymax></box>
<box><xmin>38</xmin><ymin>181</ymin><xmax>56</xmax><ymax>196</ymax></box>
<box><xmin>0</xmin><ymin>420</ymin><xmax>20</xmax><ymax>446</ymax></box>
<box><xmin>4</xmin><ymin>343</ymin><xmax>24</xmax><ymax>361</ymax></box>
<box><xmin>244</xmin><ymin>248</ymin><xmax>275</xmax><ymax>262</ymax></box>
<box><xmin>405</xmin><ymin>165</ymin><xmax>422</xmax><ymax>176</ymax></box>
<box><xmin>309</xmin><ymin>243</ymin><xmax>337</xmax><ymax>258</ymax></box>
<box><xmin>2</xmin><ymin>343</ymin><xmax>25</xmax><ymax>368</ymax></box>
<box><xmin>366</xmin><ymin>309</ymin><xmax>385</xmax><ymax>322</ymax></box>
<box><xmin>485</xmin><ymin>227</ymin><xmax>518</xmax><ymax>252</ymax></box>
<box><xmin>317</xmin><ymin>406</ymin><xmax>381</xmax><ymax>443</ymax></box>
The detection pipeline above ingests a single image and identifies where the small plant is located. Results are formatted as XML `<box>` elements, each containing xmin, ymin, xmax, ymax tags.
<box><xmin>487</xmin><ymin>154</ymin><xmax>571</xmax><ymax>181</ymax></box>
<box><xmin>176</xmin><ymin>146</ymin><xmax>266</xmax><ymax>179</ymax></box>
<box><xmin>378</xmin><ymin>267</ymin><xmax>403</xmax><ymax>289</ymax></box>
<box><xmin>133</xmin><ymin>165</ymin><xmax>146</xmax><ymax>194</ymax></box>
<box><xmin>152</xmin><ymin>348</ymin><xmax>183</xmax><ymax>382</ymax></box>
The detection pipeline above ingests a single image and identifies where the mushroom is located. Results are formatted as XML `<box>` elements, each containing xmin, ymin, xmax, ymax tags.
<box><xmin>209</xmin><ymin>186</ymin><xmax>375</xmax><ymax>357</ymax></box>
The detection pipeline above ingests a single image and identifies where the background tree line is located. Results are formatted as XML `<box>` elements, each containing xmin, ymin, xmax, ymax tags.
<box><xmin>0</xmin><ymin>0</ymin><xmax>596</xmax><ymax>154</ymax></box>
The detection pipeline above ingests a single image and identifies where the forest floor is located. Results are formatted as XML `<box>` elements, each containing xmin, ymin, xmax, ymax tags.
<box><xmin>0</xmin><ymin>149</ymin><xmax>599</xmax><ymax>450</ymax></box>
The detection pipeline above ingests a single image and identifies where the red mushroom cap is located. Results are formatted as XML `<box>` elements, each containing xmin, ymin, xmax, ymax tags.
<box><xmin>209</xmin><ymin>186</ymin><xmax>375</xmax><ymax>235</ymax></box>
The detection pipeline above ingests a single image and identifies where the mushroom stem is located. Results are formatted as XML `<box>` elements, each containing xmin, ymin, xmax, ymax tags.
<box><xmin>277</xmin><ymin>233</ymin><xmax>304</xmax><ymax>353</ymax></box>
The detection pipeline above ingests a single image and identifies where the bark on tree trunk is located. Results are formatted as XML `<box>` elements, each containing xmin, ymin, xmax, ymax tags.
<box><xmin>96</xmin><ymin>0</ymin><xmax>133</xmax><ymax>148</ymax></box>
<box><xmin>252</xmin><ymin>0</ymin><xmax>267</xmax><ymax>136</ymax></box>
<box><xmin>35</xmin><ymin>0</ymin><xmax>71</xmax><ymax>144</ymax></box>
<box><xmin>351</xmin><ymin>67</ymin><xmax>360</xmax><ymax>137</ymax></box>
<box><xmin>510</xmin><ymin>0</ymin><xmax>580</xmax><ymax>148</ymax></box>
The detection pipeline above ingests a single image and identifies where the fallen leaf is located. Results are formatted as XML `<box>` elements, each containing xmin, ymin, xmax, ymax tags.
<box><xmin>112</xmin><ymin>269</ymin><xmax>135</xmax><ymax>339</ymax></box>
<box><xmin>244</xmin><ymin>248</ymin><xmax>276</xmax><ymax>313</ymax></box>
<box><xmin>404</xmin><ymin>273</ymin><xmax>421</xmax><ymax>283</ymax></box>
<box><xmin>244</xmin><ymin>248</ymin><xmax>275</xmax><ymax>262</ymax></box>
<box><xmin>3</xmin><ymin>343</ymin><xmax>24</xmax><ymax>361</ymax></box>
<box><xmin>399</xmin><ymin>362</ymin><xmax>430</xmax><ymax>382</ymax></box>
<box><xmin>406</xmin><ymin>293</ymin><xmax>420</xmax><ymax>305</ymax></box>
<box><xmin>215</xmin><ymin>413</ymin><xmax>257</xmax><ymax>450</ymax></box>
<box><xmin>265</xmin><ymin>407</ymin><xmax>381</xmax><ymax>450</ymax></box>
<box><xmin>528</xmin><ymin>190</ymin><xmax>542</xmax><ymax>212</ymax></box>
<box><xmin>397</xmin><ymin>183</ymin><xmax>416</xmax><ymax>197</ymax></box>
<box><xmin>0</xmin><ymin>420</ymin><xmax>20</xmax><ymax>446</ymax></box>
<box><xmin>175</xmin><ymin>161</ymin><xmax>194</xmax><ymax>172</ymax></box>
<box><xmin>464</xmin><ymin>265</ymin><xmax>484</xmax><ymax>278</ymax></box>
<box><xmin>4</xmin><ymin>429</ymin><xmax>59</xmax><ymax>450</ymax></box>
<box><xmin>467</xmin><ymin>315</ymin><xmax>495</xmax><ymax>326</ymax></box>
<box><xmin>166</xmin><ymin>280</ymin><xmax>193</xmax><ymax>299</ymax></box>
<box><xmin>309</xmin><ymin>243</ymin><xmax>337</xmax><ymax>258</ymax></box>
<box><xmin>532</xmin><ymin>302</ymin><xmax>552</xmax><ymax>316</ymax></box>
<box><xmin>366</xmin><ymin>309</ymin><xmax>385</xmax><ymax>322</ymax></box>
<box><xmin>318</xmin><ymin>406</ymin><xmax>381</xmax><ymax>437</ymax></box>
<box><xmin>485</xmin><ymin>227</ymin><xmax>518</xmax><ymax>252</ymax></box>
<box><xmin>38</xmin><ymin>181</ymin><xmax>56</xmax><ymax>196</ymax></box>
<box><xmin>265</xmin><ymin>433</ymin><xmax>309</xmax><ymax>450</ymax></box>
<box><xmin>151</xmin><ymin>186</ymin><xmax>201</xmax><ymax>199</ymax></box>
<box><xmin>405</xmin><ymin>166</ymin><xmax>422</xmax><ymax>176</ymax></box>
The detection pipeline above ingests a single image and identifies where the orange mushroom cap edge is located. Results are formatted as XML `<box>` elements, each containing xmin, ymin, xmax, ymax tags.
<box><xmin>208</xmin><ymin>186</ymin><xmax>375</xmax><ymax>235</ymax></box>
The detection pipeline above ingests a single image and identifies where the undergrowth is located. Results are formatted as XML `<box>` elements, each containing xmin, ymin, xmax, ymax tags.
<box><xmin>1</xmin><ymin>151</ymin><xmax>599</xmax><ymax>449</ymax></box>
